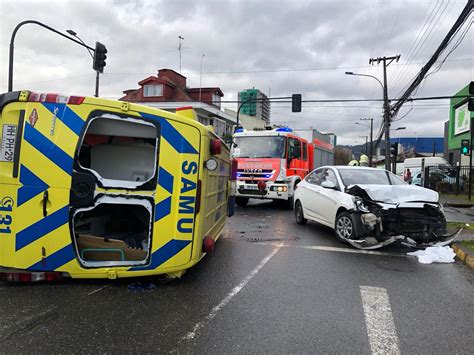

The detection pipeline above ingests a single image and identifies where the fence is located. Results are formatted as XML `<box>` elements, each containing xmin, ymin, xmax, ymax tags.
<box><xmin>423</xmin><ymin>165</ymin><xmax>473</xmax><ymax>198</ymax></box>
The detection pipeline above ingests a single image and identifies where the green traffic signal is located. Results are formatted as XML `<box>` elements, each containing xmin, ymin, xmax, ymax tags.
<box><xmin>461</xmin><ymin>139</ymin><xmax>470</xmax><ymax>156</ymax></box>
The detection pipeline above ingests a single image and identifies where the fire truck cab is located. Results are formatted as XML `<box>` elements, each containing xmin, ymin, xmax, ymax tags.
<box><xmin>232</xmin><ymin>127</ymin><xmax>312</xmax><ymax>208</ymax></box>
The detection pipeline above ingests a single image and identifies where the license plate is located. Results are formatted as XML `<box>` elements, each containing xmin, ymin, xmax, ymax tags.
<box><xmin>1</xmin><ymin>124</ymin><xmax>17</xmax><ymax>162</ymax></box>
<box><xmin>245</xmin><ymin>184</ymin><xmax>258</xmax><ymax>190</ymax></box>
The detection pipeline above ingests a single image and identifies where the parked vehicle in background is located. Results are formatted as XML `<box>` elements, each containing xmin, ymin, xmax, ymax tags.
<box><xmin>294</xmin><ymin>166</ymin><xmax>453</xmax><ymax>249</ymax></box>
<box><xmin>0</xmin><ymin>90</ymin><xmax>233</xmax><ymax>282</ymax></box>
<box><xmin>403</xmin><ymin>156</ymin><xmax>452</xmax><ymax>176</ymax></box>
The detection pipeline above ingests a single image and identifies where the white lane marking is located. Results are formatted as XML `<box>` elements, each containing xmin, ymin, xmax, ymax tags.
<box><xmin>251</xmin><ymin>241</ymin><xmax>407</xmax><ymax>257</ymax></box>
<box><xmin>181</xmin><ymin>245</ymin><xmax>282</xmax><ymax>342</ymax></box>
<box><xmin>360</xmin><ymin>286</ymin><xmax>400</xmax><ymax>355</ymax></box>
<box><xmin>87</xmin><ymin>285</ymin><xmax>110</xmax><ymax>295</ymax></box>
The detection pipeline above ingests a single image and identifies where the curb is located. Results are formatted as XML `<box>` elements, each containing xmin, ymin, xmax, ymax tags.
<box><xmin>443</xmin><ymin>203</ymin><xmax>474</xmax><ymax>208</ymax></box>
<box><xmin>452</xmin><ymin>243</ymin><xmax>474</xmax><ymax>269</ymax></box>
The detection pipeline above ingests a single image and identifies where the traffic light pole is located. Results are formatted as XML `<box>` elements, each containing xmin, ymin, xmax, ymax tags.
<box><xmin>469</xmin><ymin>118</ymin><xmax>473</xmax><ymax>201</ymax></box>
<box><xmin>8</xmin><ymin>20</ymin><xmax>94</xmax><ymax>92</ymax></box>
<box><xmin>95</xmin><ymin>71</ymin><xmax>99</xmax><ymax>97</ymax></box>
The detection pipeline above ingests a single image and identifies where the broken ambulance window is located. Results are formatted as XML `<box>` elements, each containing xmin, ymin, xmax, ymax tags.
<box><xmin>77</xmin><ymin>116</ymin><xmax>158</xmax><ymax>188</ymax></box>
<box><xmin>72</xmin><ymin>198</ymin><xmax>152</xmax><ymax>267</ymax></box>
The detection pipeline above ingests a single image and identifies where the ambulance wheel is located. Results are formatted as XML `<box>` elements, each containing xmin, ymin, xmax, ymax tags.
<box><xmin>294</xmin><ymin>200</ymin><xmax>307</xmax><ymax>225</ymax></box>
<box><xmin>236</xmin><ymin>197</ymin><xmax>249</xmax><ymax>207</ymax></box>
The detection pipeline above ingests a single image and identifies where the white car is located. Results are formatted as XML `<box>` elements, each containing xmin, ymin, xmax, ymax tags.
<box><xmin>294</xmin><ymin>166</ymin><xmax>451</xmax><ymax>249</ymax></box>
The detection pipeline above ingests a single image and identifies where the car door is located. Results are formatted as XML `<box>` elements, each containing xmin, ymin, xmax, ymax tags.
<box><xmin>317</xmin><ymin>168</ymin><xmax>344</xmax><ymax>225</ymax></box>
<box><xmin>299</xmin><ymin>168</ymin><xmax>325</xmax><ymax>221</ymax></box>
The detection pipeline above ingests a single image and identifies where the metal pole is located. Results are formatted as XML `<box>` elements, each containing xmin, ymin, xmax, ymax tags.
<box><xmin>199</xmin><ymin>54</ymin><xmax>205</xmax><ymax>102</ymax></box>
<box><xmin>236</xmin><ymin>95</ymin><xmax>254</xmax><ymax>131</ymax></box>
<box><xmin>8</xmin><ymin>20</ymin><xmax>95</xmax><ymax>92</ymax></box>
<box><xmin>469</xmin><ymin>118</ymin><xmax>473</xmax><ymax>201</ymax></box>
<box><xmin>95</xmin><ymin>71</ymin><xmax>99</xmax><ymax>97</ymax></box>
<box><xmin>369</xmin><ymin>118</ymin><xmax>373</xmax><ymax>166</ymax></box>
<box><xmin>382</xmin><ymin>58</ymin><xmax>391</xmax><ymax>171</ymax></box>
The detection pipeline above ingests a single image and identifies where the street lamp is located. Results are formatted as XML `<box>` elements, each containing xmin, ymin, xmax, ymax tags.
<box><xmin>345</xmin><ymin>71</ymin><xmax>389</xmax><ymax>169</ymax></box>
<box><xmin>199</xmin><ymin>54</ymin><xmax>205</xmax><ymax>102</ymax></box>
<box><xmin>8</xmin><ymin>20</ymin><xmax>94</xmax><ymax>92</ymax></box>
<box><xmin>355</xmin><ymin>118</ymin><xmax>374</xmax><ymax>166</ymax></box>
<box><xmin>236</xmin><ymin>94</ymin><xmax>255</xmax><ymax>132</ymax></box>
<box><xmin>66</xmin><ymin>30</ymin><xmax>100</xmax><ymax>97</ymax></box>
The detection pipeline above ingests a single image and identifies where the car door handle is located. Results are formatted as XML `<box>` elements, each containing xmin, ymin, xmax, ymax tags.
<box><xmin>42</xmin><ymin>190</ymin><xmax>49</xmax><ymax>217</ymax></box>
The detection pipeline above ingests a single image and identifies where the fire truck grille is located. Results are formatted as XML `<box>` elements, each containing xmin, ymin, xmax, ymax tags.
<box><xmin>237</xmin><ymin>169</ymin><xmax>275</xmax><ymax>179</ymax></box>
<box><xmin>238</xmin><ymin>188</ymin><xmax>267</xmax><ymax>196</ymax></box>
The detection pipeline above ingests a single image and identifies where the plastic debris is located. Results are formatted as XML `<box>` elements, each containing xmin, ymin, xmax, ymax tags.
<box><xmin>407</xmin><ymin>246</ymin><xmax>456</xmax><ymax>264</ymax></box>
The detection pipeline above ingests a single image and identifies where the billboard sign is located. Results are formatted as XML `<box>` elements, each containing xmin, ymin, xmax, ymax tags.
<box><xmin>454</xmin><ymin>103</ymin><xmax>470</xmax><ymax>135</ymax></box>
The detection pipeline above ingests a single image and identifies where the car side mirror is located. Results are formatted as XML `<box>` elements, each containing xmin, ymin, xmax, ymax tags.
<box><xmin>321</xmin><ymin>180</ymin><xmax>336</xmax><ymax>189</ymax></box>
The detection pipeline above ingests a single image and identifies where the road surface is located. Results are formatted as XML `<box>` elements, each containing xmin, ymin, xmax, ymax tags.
<box><xmin>0</xmin><ymin>200</ymin><xmax>472</xmax><ymax>353</ymax></box>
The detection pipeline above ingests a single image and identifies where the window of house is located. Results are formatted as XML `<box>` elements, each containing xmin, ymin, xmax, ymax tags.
<box><xmin>212</xmin><ymin>94</ymin><xmax>221</xmax><ymax>106</ymax></box>
<box><xmin>143</xmin><ymin>84</ymin><xmax>163</xmax><ymax>97</ymax></box>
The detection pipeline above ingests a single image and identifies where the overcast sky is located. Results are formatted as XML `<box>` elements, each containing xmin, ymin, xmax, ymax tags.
<box><xmin>1</xmin><ymin>0</ymin><xmax>472</xmax><ymax>144</ymax></box>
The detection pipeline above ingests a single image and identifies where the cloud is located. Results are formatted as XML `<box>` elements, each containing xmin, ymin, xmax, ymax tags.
<box><xmin>0</xmin><ymin>0</ymin><xmax>471</xmax><ymax>145</ymax></box>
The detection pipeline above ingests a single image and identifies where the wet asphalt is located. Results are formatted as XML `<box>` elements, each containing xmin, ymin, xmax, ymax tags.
<box><xmin>0</xmin><ymin>200</ymin><xmax>473</xmax><ymax>353</ymax></box>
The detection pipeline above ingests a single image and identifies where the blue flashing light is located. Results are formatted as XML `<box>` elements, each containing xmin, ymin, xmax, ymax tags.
<box><xmin>263</xmin><ymin>174</ymin><xmax>272</xmax><ymax>178</ymax></box>
<box><xmin>234</xmin><ymin>128</ymin><xmax>244</xmax><ymax>133</ymax></box>
<box><xmin>275</xmin><ymin>127</ymin><xmax>293</xmax><ymax>132</ymax></box>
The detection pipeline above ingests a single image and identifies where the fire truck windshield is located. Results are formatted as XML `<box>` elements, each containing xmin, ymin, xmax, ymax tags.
<box><xmin>232</xmin><ymin>136</ymin><xmax>286</xmax><ymax>158</ymax></box>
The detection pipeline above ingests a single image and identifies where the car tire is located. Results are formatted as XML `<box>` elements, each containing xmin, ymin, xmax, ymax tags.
<box><xmin>236</xmin><ymin>197</ymin><xmax>249</xmax><ymax>207</ymax></box>
<box><xmin>294</xmin><ymin>200</ymin><xmax>307</xmax><ymax>225</ymax></box>
<box><xmin>335</xmin><ymin>212</ymin><xmax>357</xmax><ymax>243</ymax></box>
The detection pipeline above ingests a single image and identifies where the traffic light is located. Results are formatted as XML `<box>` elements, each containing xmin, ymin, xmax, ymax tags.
<box><xmin>292</xmin><ymin>94</ymin><xmax>302</xmax><ymax>112</ymax></box>
<box><xmin>390</xmin><ymin>142</ymin><xmax>399</xmax><ymax>156</ymax></box>
<box><xmin>468</xmin><ymin>97</ymin><xmax>474</xmax><ymax>111</ymax></box>
<box><xmin>461</xmin><ymin>139</ymin><xmax>470</xmax><ymax>156</ymax></box>
<box><xmin>93</xmin><ymin>42</ymin><xmax>107</xmax><ymax>73</ymax></box>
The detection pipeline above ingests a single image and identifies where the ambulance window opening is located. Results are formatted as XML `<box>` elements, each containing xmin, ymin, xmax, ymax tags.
<box><xmin>77</xmin><ymin>116</ymin><xmax>159</xmax><ymax>188</ymax></box>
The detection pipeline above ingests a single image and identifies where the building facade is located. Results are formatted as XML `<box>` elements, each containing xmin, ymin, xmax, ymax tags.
<box><xmin>120</xmin><ymin>69</ymin><xmax>235</xmax><ymax>137</ymax></box>
<box><xmin>445</xmin><ymin>82</ymin><xmax>473</xmax><ymax>166</ymax></box>
<box><xmin>238</xmin><ymin>88</ymin><xmax>270</xmax><ymax>123</ymax></box>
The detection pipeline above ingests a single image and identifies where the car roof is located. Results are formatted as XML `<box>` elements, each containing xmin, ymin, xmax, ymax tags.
<box><xmin>319</xmin><ymin>166</ymin><xmax>389</xmax><ymax>172</ymax></box>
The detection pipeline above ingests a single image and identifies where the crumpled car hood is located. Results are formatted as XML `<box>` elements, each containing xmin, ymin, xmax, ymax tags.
<box><xmin>347</xmin><ymin>184</ymin><xmax>439</xmax><ymax>204</ymax></box>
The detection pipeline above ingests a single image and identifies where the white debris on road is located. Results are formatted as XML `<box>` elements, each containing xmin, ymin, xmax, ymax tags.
<box><xmin>407</xmin><ymin>246</ymin><xmax>456</xmax><ymax>264</ymax></box>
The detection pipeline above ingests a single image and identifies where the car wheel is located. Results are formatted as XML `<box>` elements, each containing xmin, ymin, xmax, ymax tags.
<box><xmin>294</xmin><ymin>200</ymin><xmax>307</xmax><ymax>225</ymax></box>
<box><xmin>236</xmin><ymin>197</ymin><xmax>249</xmax><ymax>207</ymax></box>
<box><xmin>335</xmin><ymin>212</ymin><xmax>356</xmax><ymax>242</ymax></box>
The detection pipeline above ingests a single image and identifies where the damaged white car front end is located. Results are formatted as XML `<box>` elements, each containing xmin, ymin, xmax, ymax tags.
<box><xmin>345</xmin><ymin>184</ymin><xmax>456</xmax><ymax>249</ymax></box>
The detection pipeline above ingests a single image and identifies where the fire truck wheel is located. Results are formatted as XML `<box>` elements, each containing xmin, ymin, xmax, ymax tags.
<box><xmin>294</xmin><ymin>200</ymin><xmax>307</xmax><ymax>225</ymax></box>
<box><xmin>236</xmin><ymin>197</ymin><xmax>249</xmax><ymax>207</ymax></box>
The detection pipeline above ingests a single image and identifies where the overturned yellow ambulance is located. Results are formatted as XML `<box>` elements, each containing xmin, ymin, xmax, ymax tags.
<box><xmin>0</xmin><ymin>91</ymin><xmax>234</xmax><ymax>281</ymax></box>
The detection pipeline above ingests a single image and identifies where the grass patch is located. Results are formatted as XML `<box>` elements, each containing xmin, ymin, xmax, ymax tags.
<box><xmin>447</xmin><ymin>221</ymin><xmax>474</xmax><ymax>230</ymax></box>
<box><xmin>460</xmin><ymin>240</ymin><xmax>474</xmax><ymax>253</ymax></box>
<box><xmin>439</xmin><ymin>193</ymin><xmax>473</xmax><ymax>203</ymax></box>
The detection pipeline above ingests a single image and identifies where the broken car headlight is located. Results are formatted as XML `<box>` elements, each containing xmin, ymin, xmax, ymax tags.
<box><xmin>355</xmin><ymin>199</ymin><xmax>370</xmax><ymax>213</ymax></box>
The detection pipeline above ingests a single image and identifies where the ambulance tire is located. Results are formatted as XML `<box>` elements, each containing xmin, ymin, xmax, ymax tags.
<box><xmin>236</xmin><ymin>197</ymin><xmax>249</xmax><ymax>207</ymax></box>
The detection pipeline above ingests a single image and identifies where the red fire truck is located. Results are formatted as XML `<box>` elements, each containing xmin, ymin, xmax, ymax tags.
<box><xmin>232</xmin><ymin>127</ymin><xmax>334</xmax><ymax>208</ymax></box>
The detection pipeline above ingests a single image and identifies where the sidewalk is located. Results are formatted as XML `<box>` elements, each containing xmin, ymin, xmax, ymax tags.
<box><xmin>439</xmin><ymin>194</ymin><xmax>474</xmax><ymax>208</ymax></box>
<box><xmin>447</xmin><ymin>223</ymin><xmax>474</xmax><ymax>270</ymax></box>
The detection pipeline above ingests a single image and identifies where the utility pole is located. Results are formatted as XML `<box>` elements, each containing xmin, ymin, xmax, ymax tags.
<box><xmin>369</xmin><ymin>55</ymin><xmax>400</xmax><ymax>171</ymax></box>
<box><xmin>360</xmin><ymin>118</ymin><xmax>374</xmax><ymax>166</ymax></box>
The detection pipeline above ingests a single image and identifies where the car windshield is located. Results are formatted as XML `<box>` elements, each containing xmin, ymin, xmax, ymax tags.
<box><xmin>338</xmin><ymin>168</ymin><xmax>407</xmax><ymax>186</ymax></box>
<box><xmin>232</xmin><ymin>136</ymin><xmax>286</xmax><ymax>158</ymax></box>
